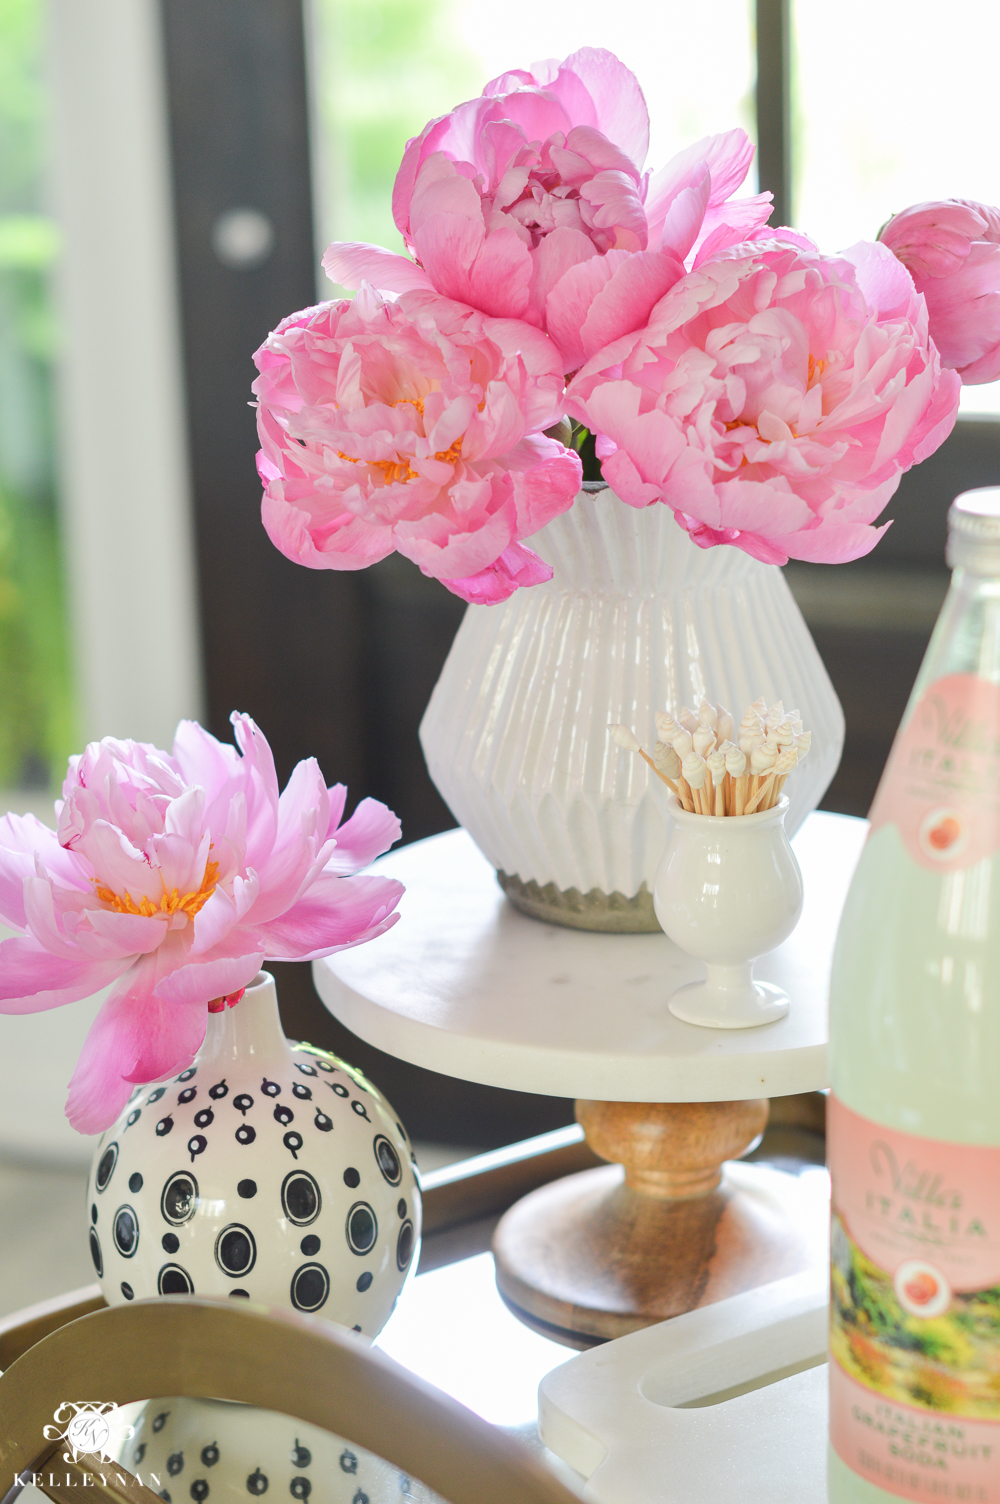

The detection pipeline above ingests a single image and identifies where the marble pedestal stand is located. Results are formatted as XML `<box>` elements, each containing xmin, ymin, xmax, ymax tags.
<box><xmin>314</xmin><ymin>815</ymin><xmax>865</xmax><ymax>1349</ymax></box>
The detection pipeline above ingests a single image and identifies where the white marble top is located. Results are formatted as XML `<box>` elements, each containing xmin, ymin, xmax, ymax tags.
<box><xmin>313</xmin><ymin>812</ymin><xmax>867</xmax><ymax>1103</ymax></box>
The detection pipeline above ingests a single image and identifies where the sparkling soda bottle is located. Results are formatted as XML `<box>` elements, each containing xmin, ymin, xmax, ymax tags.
<box><xmin>829</xmin><ymin>488</ymin><xmax>1000</xmax><ymax>1502</ymax></box>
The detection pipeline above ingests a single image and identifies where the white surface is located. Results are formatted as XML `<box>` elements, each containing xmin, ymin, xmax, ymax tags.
<box><xmin>419</xmin><ymin>488</ymin><xmax>844</xmax><ymax>900</ymax></box>
<box><xmin>0</xmin><ymin>798</ymin><xmax>105</xmax><ymax>1165</ymax></box>
<box><xmin>49</xmin><ymin>0</ymin><xmax>204</xmax><ymax>746</ymax></box>
<box><xmin>378</xmin><ymin>1251</ymin><xmax>570</xmax><ymax>1430</ymax></box>
<box><xmin>0</xmin><ymin>915</ymin><xmax>104</xmax><ymax>1167</ymax></box>
<box><xmin>0</xmin><ymin>1160</ymin><xmax>94</xmax><ymax>1317</ymax></box>
<box><xmin>314</xmin><ymin>812</ymin><xmax>867</xmax><ymax>1102</ymax></box>
<box><xmin>655</xmin><ymin>797</ymin><xmax>802</xmax><ymax>1029</ymax></box>
<box><xmin>539</xmin><ymin>1267</ymin><xmax>830</xmax><ymax>1504</ymax></box>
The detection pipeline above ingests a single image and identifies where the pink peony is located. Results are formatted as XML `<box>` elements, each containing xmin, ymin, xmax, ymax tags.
<box><xmin>323</xmin><ymin>47</ymin><xmax>771</xmax><ymax>373</ymax></box>
<box><xmin>0</xmin><ymin>715</ymin><xmax>404</xmax><ymax>1133</ymax></box>
<box><xmin>564</xmin><ymin>237</ymin><xmax>961</xmax><ymax>565</ymax></box>
<box><xmin>254</xmin><ymin>284</ymin><xmax>581</xmax><ymax>604</ymax></box>
<box><xmin>880</xmin><ymin>199</ymin><xmax>1000</xmax><ymax>384</ymax></box>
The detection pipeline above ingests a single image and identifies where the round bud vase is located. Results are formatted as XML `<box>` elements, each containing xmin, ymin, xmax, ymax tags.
<box><xmin>120</xmin><ymin>1395</ymin><xmax>442</xmax><ymax>1504</ymax></box>
<box><xmin>85</xmin><ymin>971</ymin><xmax>420</xmax><ymax>1338</ymax></box>
<box><xmin>653</xmin><ymin>796</ymin><xmax>803</xmax><ymax>1029</ymax></box>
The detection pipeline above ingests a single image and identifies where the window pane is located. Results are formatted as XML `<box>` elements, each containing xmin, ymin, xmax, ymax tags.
<box><xmin>312</xmin><ymin>0</ymin><xmax>481</xmax><ymax>261</ymax></box>
<box><xmin>312</xmin><ymin>0</ymin><xmax>757</xmax><ymax>266</ymax></box>
<box><xmin>0</xmin><ymin>0</ymin><xmax>74</xmax><ymax>790</ymax></box>
<box><xmin>792</xmin><ymin>0</ymin><xmax>1000</xmax><ymax>416</ymax></box>
<box><xmin>459</xmin><ymin>1</ymin><xmax>756</xmax><ymax>174</ymax></box>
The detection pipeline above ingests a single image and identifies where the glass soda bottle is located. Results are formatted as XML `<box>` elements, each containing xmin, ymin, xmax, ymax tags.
<box><xmin>829</xmin><ymin>487</ymin><xmax>1000</xmax><ymax>1503</ymax></box>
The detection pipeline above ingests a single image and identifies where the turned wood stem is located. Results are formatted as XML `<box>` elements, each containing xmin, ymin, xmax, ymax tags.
<box><xmin>575</xmin><ymin>1098</ymin><xmax>769</xmax><ymax>1200</ymax></box>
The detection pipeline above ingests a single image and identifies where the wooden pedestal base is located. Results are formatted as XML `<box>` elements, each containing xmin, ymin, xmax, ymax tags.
<box><xmin>492</xmin><ymin>1098</ymin><xmax>824</xmax><ymax>1348</ymax></box>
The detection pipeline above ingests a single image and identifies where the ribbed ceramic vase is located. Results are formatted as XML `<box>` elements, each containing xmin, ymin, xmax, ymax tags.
<box><xmin>420</xmin><ymin>485</ymin><xmax>843</xmax><ymax>931</ymax></box>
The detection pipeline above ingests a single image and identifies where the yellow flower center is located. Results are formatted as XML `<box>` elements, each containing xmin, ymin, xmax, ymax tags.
<box><xmin>337</xmin><ymin>434</ymin><xmax>464</xmax><ymax>485</ymax></box>
<box><xmin>807</xmin><ymin>354</ymin><xmax>828</xmax><ymax>387</ymax></box>
<box><xmin>95</xmin><ymin>858</ymin><xmax>220</xmax><ymax>920</ymax></box>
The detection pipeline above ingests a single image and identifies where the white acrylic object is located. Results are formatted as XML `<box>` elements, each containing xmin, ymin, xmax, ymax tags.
<box><xmin>313</xmin><ymin>813</ymin><xmax>867</xmax><ymax>1103</ymax></box>
<box><xmin>655</xmin><ymin>796</ymin><xmax>804</xmax><ymax>1028</ymax></box>
<box><xmin>419</xmin><ymin>488</ymin><xmax>844</xmax><ymax>902</ymax></box>
<box><xmin>538</xmin><ymin>1267</ymin><xmax>830</xmax><ymax>1503</ymax></box>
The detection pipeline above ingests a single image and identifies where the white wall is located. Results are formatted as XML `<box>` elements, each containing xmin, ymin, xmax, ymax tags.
<box><xmin>48</xmin><ymin>0</ymin><xmax>204</xmax><ymax>747</ymax></box>
<box><xmin>0</xmin><ymin>3</ymin><xmax>205</xmax><ymax>1169</ymax></box>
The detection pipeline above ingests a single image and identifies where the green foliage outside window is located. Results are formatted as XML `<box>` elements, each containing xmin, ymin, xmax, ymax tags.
<box><xmin>313</xmin><ymin>0</ymin><xmax>481</xmax><ymax>267</ymax></box>
<box><xmin>0</xmin><ymin>0</ymin><xmax>74</xmax><ymax>789</ymax></box>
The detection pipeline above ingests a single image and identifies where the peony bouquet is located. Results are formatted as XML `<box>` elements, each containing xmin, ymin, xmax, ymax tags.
<box><xmin>255</xmin><ymin>47</ymin><xmax>998</xmax><ymax>602</ymax></box>
<box><xmin>0</xmin><ymin>714</ymin><xmax>403</xmax><ymax>1132</ymax></box>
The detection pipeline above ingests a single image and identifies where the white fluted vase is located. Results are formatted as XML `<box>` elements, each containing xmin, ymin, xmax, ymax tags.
<box><xmin>420</xmin><ymin>486</ymin><xmax>844</xmax><ymax>931</ymax></box>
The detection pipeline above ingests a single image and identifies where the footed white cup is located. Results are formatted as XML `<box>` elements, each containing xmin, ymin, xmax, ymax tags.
<box><xmin>653</xmin><ymin>795</ymin><xmax>804</xmax><ymax>1029</ymax></box>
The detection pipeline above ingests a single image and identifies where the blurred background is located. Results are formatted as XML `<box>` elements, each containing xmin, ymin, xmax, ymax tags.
<box><xmin>0</xmin><ymin>0</ymin><xmax>998</xmax><ymax>1202</ymax></box>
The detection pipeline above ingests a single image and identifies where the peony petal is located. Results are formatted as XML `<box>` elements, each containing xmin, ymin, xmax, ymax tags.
<box><xmin>22</xmin><ymin>873</ymin><xmax>84</xmax><ymax>957</ymax></box>
<box><xmin>657</xmin><ymin>171</ymin><xmax>711</xmax><ymax>264</ymax></box>
<box><xmin>954</xmin><ymin>340</ymin><xmax>1000</xmax><ymax>385</ymax></box>
<box><xmin>395</xmin><ymin>493</ymin><xmax>516</xmax><ymax>582</ymax></box>
<box><xmin>545</xmin><ymin>248</ymin><xmax>630</xmax><ymax>372</ymax></box>
<box><xmin>0</xmin><ymin>844</ymin><xmax>32</xmax><ymax>928</ymax></box>
<box><xmin>327</xmin><ymin>798</ymin><xmax>402</xmax><ymax>875</ymax></box>
<box><xmin>506</xmin><ymin>439</ymin><xmax>582</xmax><ymax>535</ymax></box>
<box><xmin>261</xmin><ymin>756</ymin><xmax>331</xmax><ymax>895</ymax></box>
<box><xmin>0</xmin><ymin>809</ymin><xmax>88</xmax><ymax>888</ymax></box>
<box><xmin>75</xmin><ymin>818</ymin><xmax>151</xmax><ymax>903</ymax></box>
<box><xmin>691</xmin><ymin>193</ymin><xmax>774</xmax><ymax>266</ymax></box>
<box><xmin>527</xmin><ymin>225</ymin><xmax>600</xmax><ymax>328</ymax></box>
<box><xmin>841</xmin><ymin>239</ymin><xmax>922</xmax><ymax>321</ymax></box>
<box><xmin>779</xmin><ymin>517</ymin><xmax>892</xmax><ymax>564</ymax></box>
<box><xmin>152</xmin><ymin>946</ymin><xmax>265</xmax><ymax>1010</ymax></box>
<box><xmin>171</xmin><ymin>720</ymin><xmax>238</xmax><ymax>806</ymax></box>
<box><xmin>441</xmin><ymin>540</ymin><xmax>554</xmax><ymax>604</ymax></box>
<box><xmin>261</xmin><ymin>485</ymin><xmax>395</xmax><ymax>573</ymax></box>
<box><xmin>553</xmin><ymin>46</ymin><xmax>650</xmax><ymax>168</ymax></box>
<box><xmin>325</xmin><ymin>783</ymin><xmax>348</xmax><ymax>837</ymax></box>
<box><xmin>412</xmin><ymin>213</ymin><xmax>534</xmax><ymax>321</ymax></box>
<box><xmin>65</xmin><ymin>950</ymin><xmax>210</xmax><ymax>1133</ymax></box>
<box><xmin>321</xmin><ymin>241</ymin><xmax>435</xmax><ymax>294</ymax></box>
<box><xmin>644</xmin><ymin>129</ymin><xmax>755</xmax><ymax>250</ymax></box>
<box><xmin>577</xmin><ymin>249</ymin><xmax>685</xmax><ymax>364</ymax></box>
<box><xmin>189</xmin><ymin>871</ymin><xmax>260</xmax><ymax>956</ymax></box>
<box><xmin>920</xmin><ymin>245</ymin><xmax>1000</xmax><ymax>372</ymax></box>
<box><xmin>0</xmin><ymin>934</ymin><xmax>129</xmax><ymax>1013</ymax></box>
<box><xmin>257</xmin><ymin>873</ymin><xmax>404</xmax><ymax>961</ymax></box>
<box><xmin>230</xmin><ymin>713</ymin><xmax>280</xmax><ymax>875</ymax></box>
<box><xmin>83</xmin><ymin>908</ymin><xmax>169</xmax><ymax>956</ymax></box>
<box><xmin>880</xmin><ymin>200</ymin><xmax>996</xmax><ymax>279</ymax></box>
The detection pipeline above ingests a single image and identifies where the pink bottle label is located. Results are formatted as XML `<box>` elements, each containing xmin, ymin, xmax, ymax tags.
<box><xmin>829</xmin><ymin>1097</ymin><xmax>1000</xmax><ymax>1498</ymax></box>
<box><xmin>868</xmin><ymin>673</ymin><xmax>1000</xmax><ymax>872</ymax></box>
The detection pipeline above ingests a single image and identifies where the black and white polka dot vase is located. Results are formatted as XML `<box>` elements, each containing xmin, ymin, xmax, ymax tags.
<box><xmin>121</xmin><ymin>1395</ymin><xmax>443</xmax><ymax>1504</ymax></box>
<box><xmin>86</xmin><ymin>971</ymin><xmax>420</xmax><ymax>1337</ymax></box>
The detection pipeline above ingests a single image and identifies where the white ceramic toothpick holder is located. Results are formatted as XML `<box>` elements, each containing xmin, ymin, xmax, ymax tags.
<box><xmin>653</xmin><ymin>796</ymin><xmax>804</xmax><ymax>1029</ymax></box>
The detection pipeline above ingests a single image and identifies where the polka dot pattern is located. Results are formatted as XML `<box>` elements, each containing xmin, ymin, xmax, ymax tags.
<box><xmin>120</xmin><ymin>1400</ymin><xmax>448</xmax><ymax>1504</ymax></box>
<box><xmin>113</xmin><ymin>1206</ymin><xmax>138</xmax><ymax>1257</ymax></box>
<box><xmin>84</xmin><ymin>973</ymin><xmax>420</xmax><ymax>1337</ymax></box>
<box><xmin>290</xmin><ymin>1263</ymin><xmax>330</xmax><ymax>1313</ymax></box>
